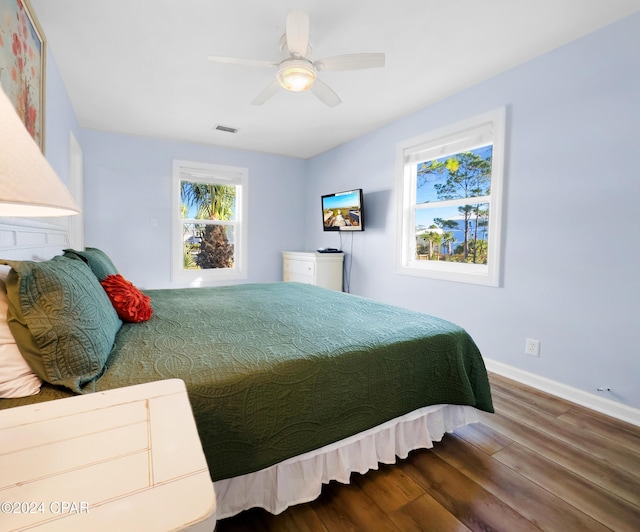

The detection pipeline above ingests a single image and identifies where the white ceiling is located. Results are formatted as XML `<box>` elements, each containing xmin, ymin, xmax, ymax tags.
<box><xmin>31</xmin><ymin>0</ymin><xmax>640</xmax><ymax>159</ymax></box>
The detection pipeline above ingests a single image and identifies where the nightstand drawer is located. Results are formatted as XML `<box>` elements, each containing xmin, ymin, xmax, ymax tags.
<box><xmin>282</xmin><ymin>252</ymin><xmax>344</xmax><ymax>291</ymax></box>
<box><xmin>283</xmin><ymin>258</ymin><xmax>315</xmax><ymax>276</ymax></box>
<box><xmin>0</xmin><ymin>379</ymin><xmax>215</xmax><ymax>531</ymax></box>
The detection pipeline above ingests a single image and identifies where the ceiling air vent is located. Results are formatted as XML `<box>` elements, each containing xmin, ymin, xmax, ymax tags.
<box><xmin>214</xmin><ymin>124</ymin><xmax>239</xmax><ymax>134</ymax></box>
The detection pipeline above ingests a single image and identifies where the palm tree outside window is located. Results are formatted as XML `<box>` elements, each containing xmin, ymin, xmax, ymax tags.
<box><xmin>172</xmin><ymin>160</ymin><xmax>248</xmax><ymax>285</ymax></box>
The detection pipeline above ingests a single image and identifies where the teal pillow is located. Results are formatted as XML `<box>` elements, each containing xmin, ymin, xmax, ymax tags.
<box><xmin>0</xmin><ymin>256</ymin><xmax>122</xmax><ymax>393</ymax></box>
<box><xmin>63</xmin><ymin>247</ymin><xmax>118</xmax><ymax>281</ymax></box>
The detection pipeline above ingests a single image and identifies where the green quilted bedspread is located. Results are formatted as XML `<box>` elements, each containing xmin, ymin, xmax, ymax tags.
<box><xmin>0</xmin><ymin>282</ymin><xmax>493</xmax><ymax>480</ymax></box>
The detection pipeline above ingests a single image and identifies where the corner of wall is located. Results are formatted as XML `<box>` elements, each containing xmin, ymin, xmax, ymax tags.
<box><xmin>484</xmin><ymin>358</ymin><xmax>640</xmax><ymax>427</ymax></box>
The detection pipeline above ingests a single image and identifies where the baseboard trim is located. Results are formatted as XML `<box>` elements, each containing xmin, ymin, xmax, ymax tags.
<box><xmin>484</xmin><ymin>358</ymin><xmax>640</xmax><ymax>427</ymax></box>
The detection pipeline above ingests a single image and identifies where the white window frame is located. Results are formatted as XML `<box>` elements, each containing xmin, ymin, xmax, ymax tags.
<box><xmin>396</xmin><ymin>107</ymin><xmax>506</xmax><ymax>286</ymax></box>
<box><xmin>171</xmin><ymin>160</ymin><xmax>248</xmax><ymax>285</ymax></box>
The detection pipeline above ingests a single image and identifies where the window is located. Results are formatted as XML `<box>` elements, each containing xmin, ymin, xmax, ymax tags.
<box><xmin>396</xmin><ymin>108</ymin><xmax>506</xmax><ymax>286</ymax></box>
<box><xmin>172</xmin><ymin>160</ymin><xmax>247</xmax><ymax>285</ymax></box>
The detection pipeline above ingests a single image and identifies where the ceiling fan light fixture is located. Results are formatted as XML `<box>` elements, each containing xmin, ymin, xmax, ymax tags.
<box><xmin>209</xmin><ymin>10</ymin><xmax>384</xmax><ymax>107</ymax></box>
<box><xmin>277</xmin><ymin>60</ymin><xmax>316</xmax><ymax>92</ymax></box>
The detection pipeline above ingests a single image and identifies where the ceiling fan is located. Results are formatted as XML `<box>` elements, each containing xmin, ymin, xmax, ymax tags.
<box><xmin>208</xmin><ymin>9</ymin><xmax>385</xmax><ymax>107</ymax></box>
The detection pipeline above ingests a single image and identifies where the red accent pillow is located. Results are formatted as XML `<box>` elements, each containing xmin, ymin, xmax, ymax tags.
<box><xmin>100</xmin><ymin>274</ymin><xmax>153</xmax><ymax>323</ymax></box>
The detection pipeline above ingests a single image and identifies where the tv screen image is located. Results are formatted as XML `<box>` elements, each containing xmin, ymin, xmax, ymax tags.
<box><xmin>322</xmin><ymin>189</ymin><xmax>364</xmax><ymax>231</ymax></box>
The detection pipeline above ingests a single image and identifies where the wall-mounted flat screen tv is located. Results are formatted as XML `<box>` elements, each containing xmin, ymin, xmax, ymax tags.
<box><xmin>322</xmin><ymin>189</ymin><xmax>364</xmax><ymax>231</ymax></box>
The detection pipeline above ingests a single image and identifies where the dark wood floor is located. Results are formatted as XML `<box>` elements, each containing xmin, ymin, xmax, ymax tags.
<box><xmin>215</xmin><ymin>373</ymin><xmax>640</xmax><ymax>531</ymax></box>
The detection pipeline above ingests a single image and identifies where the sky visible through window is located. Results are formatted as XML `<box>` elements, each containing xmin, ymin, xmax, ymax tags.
<box><xmin>415</xmin><ymin>145</ymin><xmax>492</xmax><ymax>231</ymax></box>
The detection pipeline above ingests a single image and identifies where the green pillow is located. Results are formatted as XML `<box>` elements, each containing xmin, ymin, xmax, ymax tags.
<box><xmin>0</xmin><ymin>256</ymin><xmax>122</xmax><ymax>393</ymax></box>
<box><xmin>63</xmin><ymin>247</ymin><xmax>119</xmax><ymax>281</ymax></box>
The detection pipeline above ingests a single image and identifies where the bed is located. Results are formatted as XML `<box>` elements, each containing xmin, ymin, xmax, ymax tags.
<box><xmin>0</xmin><ymin>224</ymin><xmax>492</xmax><ymax>521</ymax></box>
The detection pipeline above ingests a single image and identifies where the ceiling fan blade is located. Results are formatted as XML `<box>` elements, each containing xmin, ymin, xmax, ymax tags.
<box><xmin>286</xmin><ymin>9</ymin><xmax>309</xmax><ymax>57</ymax></box>
<box><xmin>251</xmin><ymin>80</ymin><xmax>281</xmax><ymax>105</ymax></box>
<box><xmin>208</xmin><ymin>55</ymin><xmax>277</xmax><ymax>68</ymax></box>
<box><xmin>316</xmin><ymin>53</ymin><xmax>386</xmax><ymax>71</ymax></box>
<box><xmin>312</xmin><ymin>78</ymin><xmax>341</xmax><ymax>108</ymax></box>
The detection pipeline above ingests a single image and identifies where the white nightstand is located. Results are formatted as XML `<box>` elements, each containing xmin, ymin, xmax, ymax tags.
<box><xmin>0</xmin><ymin>379</ymin><xmax>216</xmax><ymax>531</ymax></box>
<box><xmin>282</xmin><ymin>251</ymin><xmax>344</xmax><ymax>291</ymax></box>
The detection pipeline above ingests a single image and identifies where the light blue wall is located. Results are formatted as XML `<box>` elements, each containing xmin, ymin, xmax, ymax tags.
<box><xmin>80</xmin><ymin>130</ymin><xmax>307</xmax><ymax>288</ymax></box>
<box><xmin>43</xmin><ymin>49</ymin><xmax>82</xmax><ymax>184</ymax></box>
<box><xmin>305</xmin><ymin>13</ymin><xmax>640</xmax><ymax>409</ymax></box>
<box><xmin>41</xmin><ymin>13</ymin><xmax>640</xmax><ymax>409</ymax></box>
<box><xmin>43</xmin><ymin>48</ymin><xmax>307</xmax><ymax>289</ymax></box>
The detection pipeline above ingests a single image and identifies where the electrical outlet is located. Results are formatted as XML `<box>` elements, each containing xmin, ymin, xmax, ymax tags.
<box><xmin>525</xmin><ymin>338</ymin><xmax>540</xmax><ymax>357</ymax></box>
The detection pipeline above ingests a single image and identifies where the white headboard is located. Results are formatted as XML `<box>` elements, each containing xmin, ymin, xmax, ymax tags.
<box><xmin>0</xmin><ymin>218</ymin><xmax>70</xmax><ymax>261</ymax></box>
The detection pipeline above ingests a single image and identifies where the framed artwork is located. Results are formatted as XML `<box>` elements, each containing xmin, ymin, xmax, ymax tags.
<box><xmin>0</xmin><ymin>0</ymin><xmax>46</xmax><ymax>152</ymax></box>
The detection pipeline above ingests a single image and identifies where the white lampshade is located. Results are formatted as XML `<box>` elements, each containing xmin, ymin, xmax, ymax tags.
<box><xmin>0</xmin><ymin>86</ymin><xmax>79</xmax><ymax>217</ymax></box>
<box><xmin>277</xmin><ymin>60</ymin><xmax>316</xmax><ymax>92</ymax></box>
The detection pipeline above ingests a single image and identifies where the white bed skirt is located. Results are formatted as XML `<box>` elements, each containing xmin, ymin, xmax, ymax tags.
<box><xmin>212</xmin><ymin>403</ymin><xmax>479</xmax><ymax>520</ymax></box>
